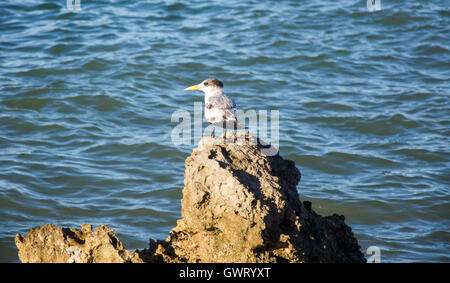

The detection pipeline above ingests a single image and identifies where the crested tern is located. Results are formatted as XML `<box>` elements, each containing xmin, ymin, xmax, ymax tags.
<box><xmin>184</xmin><ymin>78</ymin><xmax>244</xmax><ymax>137</ymax></box>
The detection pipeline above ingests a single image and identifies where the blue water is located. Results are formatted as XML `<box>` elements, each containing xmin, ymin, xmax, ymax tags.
<box><xmin>0</xmin><ymin>0</ymin><xmax>449</xmax><ymax>262</ymax></box>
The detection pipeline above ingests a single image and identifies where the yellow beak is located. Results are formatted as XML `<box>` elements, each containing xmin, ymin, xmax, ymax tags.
<box><xmin>184</xmin><ymin>84</ymin><xmax>202</xmax><ymax>91</ymax></box>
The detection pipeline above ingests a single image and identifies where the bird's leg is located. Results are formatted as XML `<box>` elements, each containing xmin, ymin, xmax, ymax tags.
<box><xmin>211</xmin><ymin>127</ymin><xmax>215</xmax><ymax>138</ymax></box>
<box><xmin>222</xmin><ymin>122</ymin><xmax>227</xmax><ymax>144</ymax></box>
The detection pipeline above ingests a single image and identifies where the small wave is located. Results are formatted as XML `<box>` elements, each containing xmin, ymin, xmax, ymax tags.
<box><xmin>34</xmin><ymin>3</ymin><xmax>61</xmax><ymax>11</ymax></box>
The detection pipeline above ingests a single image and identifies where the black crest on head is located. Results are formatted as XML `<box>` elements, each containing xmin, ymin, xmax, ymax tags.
<box><xmin>204</xmin><ymin>78</ymin><xmax>223</xmax><ymax>88</ymax></box>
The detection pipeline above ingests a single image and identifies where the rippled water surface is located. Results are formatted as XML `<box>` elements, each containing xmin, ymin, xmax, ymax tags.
<box><xmin>1</xmin><ymin>0</ymin><xmax>449</xmax><ymax>262</ymax></box>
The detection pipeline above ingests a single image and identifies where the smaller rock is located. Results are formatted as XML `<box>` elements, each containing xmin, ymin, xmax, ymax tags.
<box><xmin>15</xmin><ymin>224</ymin><xmax>143</xmax><ymax>263</ymax></box>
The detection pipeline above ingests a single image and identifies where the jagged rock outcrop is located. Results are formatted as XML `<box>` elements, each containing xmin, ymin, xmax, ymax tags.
<box><xmin>161</xmin><ymin>132</ymin><xmax>365</xmax><ymax>262</ymax></box>
<box><xmin>15</xmin><ymin>224</ymin><xmax>143</xmax><ymax>263</ymax></box>
<box><xmin>15</xmin><ymin>132</ymin><xmax>365</xmax><ymax>263</ymax></box>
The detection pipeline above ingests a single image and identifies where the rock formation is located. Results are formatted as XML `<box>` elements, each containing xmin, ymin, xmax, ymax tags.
<box><xmin>15</xmin><ymin>223</ymin><xmax>143</xmax><ymax>263</ymax></box>
<box><xmin>15</xmin><ymin>132</ymin><xmax>366</xmax><ymax>263</ymax></box>
<box><xmin>157</xmin><ymin>132</ymin><xmax>365</xmax><ymax>262</ymax></box>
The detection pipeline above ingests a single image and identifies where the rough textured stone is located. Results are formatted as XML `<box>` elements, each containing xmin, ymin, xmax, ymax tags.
<box><xmin>15</xmin><ymin>224</ymin><xmax>143</xmax><ymax>263</ymax></box>
<box><xmin>163</xmin><ymin>132</ymin><xmax>365</xmax><ymax>262</ymax></box>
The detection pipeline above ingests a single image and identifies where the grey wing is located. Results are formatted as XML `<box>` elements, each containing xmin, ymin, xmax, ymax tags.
<box><xmin>207</xmin><ymin>95</ymin><xmax>246</xmax><ymax>129</ymax></box>
<box><xmin>207</xmin><ymin>94</ymin><xmax>236</xmax><ymax>111</ymax></box>
<box><xmin>207</xmin><ymin>94</ymin><xmax>237</xmax><ymax>119</ymax></box>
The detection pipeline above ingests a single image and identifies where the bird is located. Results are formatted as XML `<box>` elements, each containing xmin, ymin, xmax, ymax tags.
<box><xmin>184</xmin><ymin>78</ymin><xmax>244</xmax><ymax>137</ymax></box>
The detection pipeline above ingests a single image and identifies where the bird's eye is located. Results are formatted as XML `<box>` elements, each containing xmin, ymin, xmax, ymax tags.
<box><xmin>204</xmin><ymin>82</ymin><xmax>209</xmax><ymax>86</ymax></box>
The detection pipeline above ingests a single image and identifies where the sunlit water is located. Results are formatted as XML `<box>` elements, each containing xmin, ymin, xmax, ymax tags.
<box><xmin>0</xmin><ymin>0</ymin><xmax>448</xmax><ymax>262</ymax></box>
